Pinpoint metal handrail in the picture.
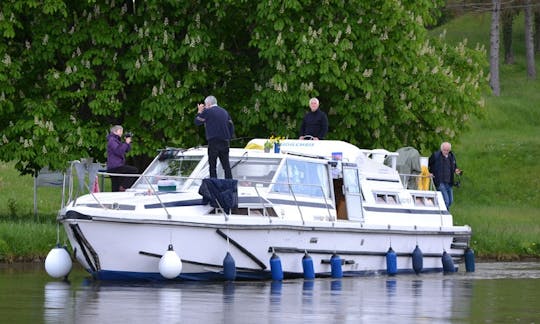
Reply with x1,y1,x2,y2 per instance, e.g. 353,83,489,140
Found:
62,165,336,223
141,174,172,219
398,173,436,191
253,185,272,222
397,172,450,222
287,183,304,225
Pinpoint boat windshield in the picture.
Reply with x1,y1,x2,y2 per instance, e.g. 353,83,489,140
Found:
215,155,281,188
271,158,331,198
132,150,203,189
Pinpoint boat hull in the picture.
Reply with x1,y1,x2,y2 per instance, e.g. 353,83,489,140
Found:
61,213,470,281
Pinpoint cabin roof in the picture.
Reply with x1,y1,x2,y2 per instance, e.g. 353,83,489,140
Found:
245,138,363,163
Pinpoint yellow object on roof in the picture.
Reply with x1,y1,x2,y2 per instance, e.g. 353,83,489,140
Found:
245,142,263,150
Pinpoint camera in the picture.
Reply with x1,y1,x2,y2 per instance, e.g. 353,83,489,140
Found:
124,132,133,138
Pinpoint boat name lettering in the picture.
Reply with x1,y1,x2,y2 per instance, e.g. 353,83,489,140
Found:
280,142,314,147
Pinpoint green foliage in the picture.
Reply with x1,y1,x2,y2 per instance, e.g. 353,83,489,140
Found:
248,0,488,151
0,221,57,262
7,198,18,219
0,0,487,175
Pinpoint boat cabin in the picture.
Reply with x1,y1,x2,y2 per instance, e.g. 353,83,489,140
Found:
126,138,443,225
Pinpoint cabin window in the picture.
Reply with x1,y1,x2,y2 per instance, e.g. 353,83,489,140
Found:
271,158,330,198
230,207,278,217
374,193,399,204
413,195,438,207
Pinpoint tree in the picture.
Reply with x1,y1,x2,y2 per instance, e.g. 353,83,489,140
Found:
535,9,540,52
502,8,516,64
445,0,539,90
524,0,536,79
0,0,487,176
489,0,501,96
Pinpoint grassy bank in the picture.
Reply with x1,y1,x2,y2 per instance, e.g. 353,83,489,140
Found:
1,12,540,262
0,221,59,262
0,162,62,262
434,12,540,259
0,162,63,223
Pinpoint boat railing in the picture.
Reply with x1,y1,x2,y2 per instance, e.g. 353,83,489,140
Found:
61,162,335,222
233,179,333,223
398,173,436,191
359,149,399,169
61,160,147,208
397,172,449,217
62,160,105,208
278,182,334,223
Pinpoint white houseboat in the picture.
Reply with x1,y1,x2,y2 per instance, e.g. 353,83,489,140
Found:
55,138,473,281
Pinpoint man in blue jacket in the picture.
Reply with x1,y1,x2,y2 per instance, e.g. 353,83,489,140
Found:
428,142,462,210
107,125,138,191
299,97,328,140
195,95,234,179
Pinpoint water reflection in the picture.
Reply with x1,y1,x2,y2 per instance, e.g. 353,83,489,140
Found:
42,277,468,323
330,279,342,294
43,281,72,323
31,262,540,323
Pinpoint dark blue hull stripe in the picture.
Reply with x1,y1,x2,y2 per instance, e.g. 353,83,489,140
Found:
145,199,205,209
91,267,450,282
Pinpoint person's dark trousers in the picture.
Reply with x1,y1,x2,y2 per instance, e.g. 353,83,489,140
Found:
208,139,232,179
107,165,139,191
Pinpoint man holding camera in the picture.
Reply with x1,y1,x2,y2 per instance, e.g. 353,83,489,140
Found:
428,141,462,210
106,125,138,191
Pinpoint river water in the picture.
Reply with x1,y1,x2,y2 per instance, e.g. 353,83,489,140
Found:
1,262,540,323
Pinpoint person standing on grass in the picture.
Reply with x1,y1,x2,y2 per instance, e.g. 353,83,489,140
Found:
106,125,138,191
194,95,234,179
428,141,462,210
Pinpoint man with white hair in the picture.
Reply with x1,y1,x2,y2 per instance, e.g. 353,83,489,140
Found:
428,142,462,210
195,95,234,179
299,97,328,140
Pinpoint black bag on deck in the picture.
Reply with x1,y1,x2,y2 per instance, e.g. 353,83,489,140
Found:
198,178,238,213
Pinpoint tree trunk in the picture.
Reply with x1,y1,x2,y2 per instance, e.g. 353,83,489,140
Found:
524,0,536,79
502,9,515,64
490,0,501,96
534,7,540,52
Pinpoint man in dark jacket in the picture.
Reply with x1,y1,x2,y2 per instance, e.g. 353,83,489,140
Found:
299,97,328,140
195,95,234,179
428,142,462,210
106,125,138,191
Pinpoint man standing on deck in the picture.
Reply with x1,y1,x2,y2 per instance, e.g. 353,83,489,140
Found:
428,142,462,210
194,95,234,179
299,97,328,140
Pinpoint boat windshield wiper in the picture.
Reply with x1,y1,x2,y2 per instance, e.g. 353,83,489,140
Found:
230,151,248,170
